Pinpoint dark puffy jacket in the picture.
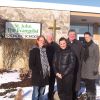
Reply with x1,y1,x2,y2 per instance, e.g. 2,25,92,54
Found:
53,47,76,77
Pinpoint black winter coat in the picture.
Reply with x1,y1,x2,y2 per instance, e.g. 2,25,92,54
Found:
29,47,49,86
67,39,84,91
46,42,59,73
53,47,76,77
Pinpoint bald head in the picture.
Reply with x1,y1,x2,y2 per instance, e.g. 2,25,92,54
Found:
46,33,54,43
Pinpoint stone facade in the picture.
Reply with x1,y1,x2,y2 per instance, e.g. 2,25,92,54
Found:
0,6,70,69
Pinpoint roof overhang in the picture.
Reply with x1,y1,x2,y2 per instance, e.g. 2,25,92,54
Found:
0,0,100,14
0,0,100,24
71,12,100,24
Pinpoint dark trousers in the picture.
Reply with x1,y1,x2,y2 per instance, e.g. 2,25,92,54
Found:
48,71,55,100
57,75,73,100
82,79,96,100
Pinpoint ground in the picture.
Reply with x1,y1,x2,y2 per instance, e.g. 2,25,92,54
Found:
0,70,100,100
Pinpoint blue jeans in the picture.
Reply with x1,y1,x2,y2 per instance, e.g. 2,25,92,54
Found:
32,86,45,100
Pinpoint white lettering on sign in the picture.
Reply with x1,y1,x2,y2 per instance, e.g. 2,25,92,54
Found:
5,22,41,39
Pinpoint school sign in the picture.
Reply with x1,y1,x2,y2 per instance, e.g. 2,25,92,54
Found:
5,22,41,39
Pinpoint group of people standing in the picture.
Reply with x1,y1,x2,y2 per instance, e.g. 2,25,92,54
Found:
29,29,99,100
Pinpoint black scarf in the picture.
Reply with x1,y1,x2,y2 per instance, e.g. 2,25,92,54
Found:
84,40,93,62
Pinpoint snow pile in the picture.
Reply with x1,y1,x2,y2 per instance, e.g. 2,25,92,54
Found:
0,71,21,85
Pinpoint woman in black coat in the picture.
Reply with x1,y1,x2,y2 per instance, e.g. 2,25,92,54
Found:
29,35,50,100
53,37,76,100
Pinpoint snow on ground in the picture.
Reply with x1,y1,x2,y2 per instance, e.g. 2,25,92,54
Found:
0,70,49,100
0,71,100,100
96,85,100,100
0,71,21,85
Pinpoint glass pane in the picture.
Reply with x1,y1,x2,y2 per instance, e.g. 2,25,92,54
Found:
71,24,93,35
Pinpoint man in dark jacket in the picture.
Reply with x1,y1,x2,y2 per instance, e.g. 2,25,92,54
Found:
81,32,99,100
67,29,84,100
46,33,59,100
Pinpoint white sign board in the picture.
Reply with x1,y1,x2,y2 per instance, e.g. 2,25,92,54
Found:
5,22,41,39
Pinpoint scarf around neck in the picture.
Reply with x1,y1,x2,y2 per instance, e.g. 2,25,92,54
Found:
84,40,93,62
40,47,50,78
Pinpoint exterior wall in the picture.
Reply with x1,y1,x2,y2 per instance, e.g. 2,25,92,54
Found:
0,46,3,69
0,6,70,69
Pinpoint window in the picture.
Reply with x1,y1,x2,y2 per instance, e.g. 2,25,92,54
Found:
71,24,93,35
